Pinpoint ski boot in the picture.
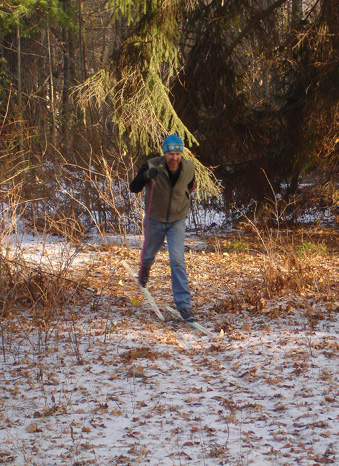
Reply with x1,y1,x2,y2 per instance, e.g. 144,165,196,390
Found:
178,308,195,323
138,266,150,288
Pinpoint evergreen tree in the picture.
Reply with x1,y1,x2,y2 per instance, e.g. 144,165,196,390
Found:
75,0,220,199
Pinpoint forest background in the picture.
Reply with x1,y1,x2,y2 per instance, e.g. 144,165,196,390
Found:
1,0,338,238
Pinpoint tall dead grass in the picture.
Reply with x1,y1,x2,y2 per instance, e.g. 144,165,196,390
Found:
0,178,89,363
236,173,336,299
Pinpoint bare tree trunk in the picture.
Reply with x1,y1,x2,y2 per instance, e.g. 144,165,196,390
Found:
16,22,24,154
292,0,302,27
47,28,57,147
61,0,77,139
62,0,70,132
78,0,84,83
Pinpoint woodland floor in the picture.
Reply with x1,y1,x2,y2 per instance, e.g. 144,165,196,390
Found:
1,226,339,465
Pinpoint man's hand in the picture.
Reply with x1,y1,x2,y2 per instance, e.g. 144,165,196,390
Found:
143,166,160,181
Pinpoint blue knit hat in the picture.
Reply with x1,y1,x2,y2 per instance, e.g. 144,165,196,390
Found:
162,134,183,153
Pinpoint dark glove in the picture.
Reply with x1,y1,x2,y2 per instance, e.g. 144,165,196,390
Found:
143,166,160,181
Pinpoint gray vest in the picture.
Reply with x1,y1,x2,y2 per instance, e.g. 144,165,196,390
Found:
145,156,195,223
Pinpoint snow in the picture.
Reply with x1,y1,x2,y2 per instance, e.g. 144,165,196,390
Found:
1,232,339,466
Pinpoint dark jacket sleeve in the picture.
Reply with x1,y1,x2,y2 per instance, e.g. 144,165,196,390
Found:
129,162,149,193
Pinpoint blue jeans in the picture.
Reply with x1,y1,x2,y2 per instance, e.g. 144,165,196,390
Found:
142,217,191,311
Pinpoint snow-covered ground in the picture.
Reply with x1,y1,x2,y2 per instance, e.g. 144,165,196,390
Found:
1,232,339,465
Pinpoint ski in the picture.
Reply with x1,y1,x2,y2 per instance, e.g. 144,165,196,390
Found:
121,260,221,339
121,260,165,321
165,306,220,339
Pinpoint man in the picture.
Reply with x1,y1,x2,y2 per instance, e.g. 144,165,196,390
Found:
129,134,196,322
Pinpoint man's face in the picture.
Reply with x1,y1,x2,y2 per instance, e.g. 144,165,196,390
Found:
164,151,182,171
